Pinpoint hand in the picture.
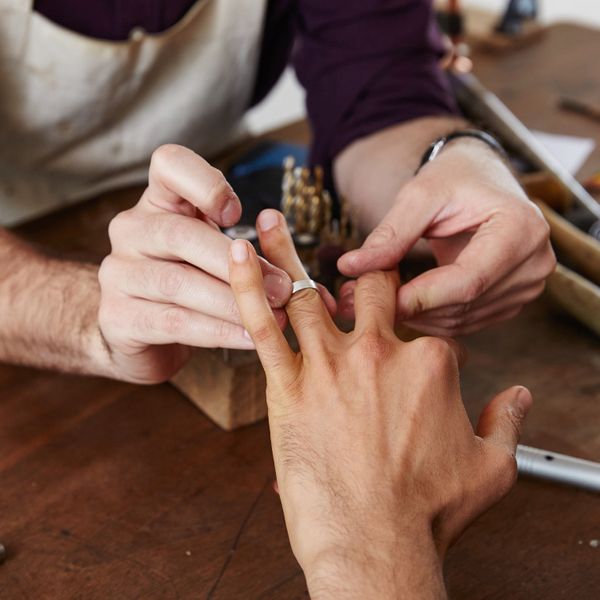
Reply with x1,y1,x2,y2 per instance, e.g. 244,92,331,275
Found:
229,210,533,599
337,139,556,336
98,145,292,384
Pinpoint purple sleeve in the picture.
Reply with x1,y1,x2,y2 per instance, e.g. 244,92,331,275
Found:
292,0,459,169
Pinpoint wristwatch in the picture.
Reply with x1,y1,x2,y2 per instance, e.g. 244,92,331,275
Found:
417,129,507,174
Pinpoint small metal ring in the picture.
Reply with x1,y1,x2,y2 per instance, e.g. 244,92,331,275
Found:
291,279,319,295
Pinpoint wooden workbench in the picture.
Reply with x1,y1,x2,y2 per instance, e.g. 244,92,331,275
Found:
1,23,599,599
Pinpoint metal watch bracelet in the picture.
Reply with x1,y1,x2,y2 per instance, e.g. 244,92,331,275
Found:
416,129,507,174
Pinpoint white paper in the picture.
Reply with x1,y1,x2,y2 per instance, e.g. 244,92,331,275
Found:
531,130,596,175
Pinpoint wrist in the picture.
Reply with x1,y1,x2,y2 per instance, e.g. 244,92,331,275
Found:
300,522,446,599
418,129,507,175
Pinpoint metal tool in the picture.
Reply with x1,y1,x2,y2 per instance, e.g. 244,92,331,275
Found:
559,95,600,123
517,445,600,493
450,70,600,222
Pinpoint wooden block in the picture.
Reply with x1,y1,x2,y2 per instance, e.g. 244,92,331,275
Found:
171,348,266,431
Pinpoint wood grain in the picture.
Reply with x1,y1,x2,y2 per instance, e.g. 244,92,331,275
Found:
1,24,599,600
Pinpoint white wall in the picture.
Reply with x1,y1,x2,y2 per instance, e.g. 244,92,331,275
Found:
246,1,600,135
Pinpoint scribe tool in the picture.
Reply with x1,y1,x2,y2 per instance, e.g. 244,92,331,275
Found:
517,445,600,493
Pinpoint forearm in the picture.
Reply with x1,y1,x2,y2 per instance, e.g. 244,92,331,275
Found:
333,115,467,232
0,229,111,376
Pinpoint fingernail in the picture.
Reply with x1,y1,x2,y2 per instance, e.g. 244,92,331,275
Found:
257,210,279,232
231,239,248,263
515,386,533,413
243,329,252,340
221,196,240,226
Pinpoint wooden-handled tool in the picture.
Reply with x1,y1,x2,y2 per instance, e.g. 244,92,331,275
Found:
450,70,600,222
545,263,600,338
534,199,600,286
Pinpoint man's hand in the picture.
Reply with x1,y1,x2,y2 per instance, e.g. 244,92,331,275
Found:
229,210,532,599
98,145,293,384
335,124,556,336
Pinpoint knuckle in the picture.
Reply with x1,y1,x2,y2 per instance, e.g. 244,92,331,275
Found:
369,221,397,245
541,249,557,277
156,306,186,336
212,319,237,342
463,274,488,303
157,263,185,299
205,168,233,211
411,336,454,367
353,330,394,363
251,323,275,345
97,256,115,289
223,296,242,323
232,277,257,297
162,216,191,251
107,210,133,245
98,297,130,342
150,143,184,172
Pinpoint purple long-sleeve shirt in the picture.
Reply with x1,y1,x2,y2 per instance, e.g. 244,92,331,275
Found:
34,0,457,169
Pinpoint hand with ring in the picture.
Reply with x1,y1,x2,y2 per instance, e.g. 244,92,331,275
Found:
228,208,532,598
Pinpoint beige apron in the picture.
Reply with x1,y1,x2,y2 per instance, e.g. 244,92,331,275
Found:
0,0,267,226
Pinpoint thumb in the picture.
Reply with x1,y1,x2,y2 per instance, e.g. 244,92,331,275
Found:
476,386,533,455
337,192,436,277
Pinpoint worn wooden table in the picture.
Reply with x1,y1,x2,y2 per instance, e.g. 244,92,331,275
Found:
1,23,599,599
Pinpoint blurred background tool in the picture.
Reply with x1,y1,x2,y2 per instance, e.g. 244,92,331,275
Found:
544,264,600,338
495,0,538,36
533,200,600,285
517,445,600,493
559,96,600,124
449,70,600,227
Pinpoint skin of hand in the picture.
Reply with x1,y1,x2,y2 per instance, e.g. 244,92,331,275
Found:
228,208,533,599
0,146,334,381
97,144,299,383
335,121,556,337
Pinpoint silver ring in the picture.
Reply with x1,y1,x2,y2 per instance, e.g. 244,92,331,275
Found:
291,278,318,295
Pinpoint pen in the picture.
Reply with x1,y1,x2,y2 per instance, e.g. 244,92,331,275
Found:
516,445,600,493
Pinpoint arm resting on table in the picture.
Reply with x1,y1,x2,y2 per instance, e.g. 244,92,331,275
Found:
0,227,111,376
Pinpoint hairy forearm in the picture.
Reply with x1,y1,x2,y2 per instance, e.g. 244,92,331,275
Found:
333,116,467,232
0,229,111,376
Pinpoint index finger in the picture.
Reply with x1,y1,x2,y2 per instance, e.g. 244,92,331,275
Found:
144,144,242,227
397,217,528,318
229,239,296,379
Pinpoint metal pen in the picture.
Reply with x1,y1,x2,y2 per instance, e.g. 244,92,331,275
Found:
517,445,600,493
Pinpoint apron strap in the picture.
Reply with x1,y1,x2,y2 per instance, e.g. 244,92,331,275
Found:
0,0,33,60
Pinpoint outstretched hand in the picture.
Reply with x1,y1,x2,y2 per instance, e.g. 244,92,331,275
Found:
229,208,533,599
